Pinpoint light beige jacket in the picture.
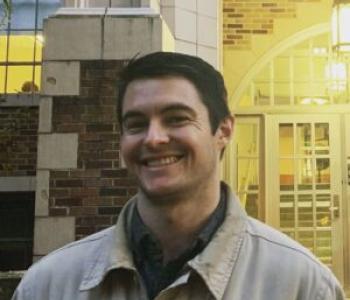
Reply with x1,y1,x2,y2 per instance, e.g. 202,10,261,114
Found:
13,185,345,300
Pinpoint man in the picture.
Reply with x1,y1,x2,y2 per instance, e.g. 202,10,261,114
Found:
13,52,345,299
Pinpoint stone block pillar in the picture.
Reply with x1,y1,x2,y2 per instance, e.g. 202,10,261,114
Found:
34,5,174,260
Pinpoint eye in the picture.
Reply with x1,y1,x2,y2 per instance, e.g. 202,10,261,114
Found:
166,115,190,126
123,119,148,134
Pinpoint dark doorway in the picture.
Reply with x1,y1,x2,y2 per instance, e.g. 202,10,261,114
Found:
0,192,35,271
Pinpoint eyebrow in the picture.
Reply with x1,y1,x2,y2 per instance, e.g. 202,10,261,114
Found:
122,103,196,124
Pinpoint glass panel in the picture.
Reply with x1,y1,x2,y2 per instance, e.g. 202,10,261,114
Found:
297,194,313,227
316,158,330,190
238,88,254,107
294,57,310,81
33,66,41,91
274,57,289,81
296,123,312,155
237,159,259,196
0,66,5,93
280,194,295,228
8,35,35,62
245,193,259,219
298,231,314,252
0,35,8,62
6,66,33,93
34,33,43,61
294,86,313,105
236,123,258,156
313,34,329,50
274,82,290,105
282,230,295,239
254,82,270,105
316,194,331,227
313,57,328,81
255,64,270,81
280,159,294,191
315,123,329,154
279,124,293,156
297,158,313,190
316,230,332,266
333,91,348,104
10,1,36,29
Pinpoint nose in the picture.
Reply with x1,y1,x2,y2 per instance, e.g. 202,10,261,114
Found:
144,120,170,148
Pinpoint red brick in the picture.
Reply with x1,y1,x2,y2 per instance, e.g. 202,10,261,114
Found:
98,206,122,215
70,206,97,216
101,169,128,178
55,197,83,206
86,123,114,132
100,188,127,197
55,179,84,188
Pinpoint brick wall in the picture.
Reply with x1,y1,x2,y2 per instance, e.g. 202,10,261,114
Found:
223,0,322,50
0,107,38,177
50,61,137,240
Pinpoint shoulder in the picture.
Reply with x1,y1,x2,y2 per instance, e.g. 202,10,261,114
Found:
15,226,115,298
241,217,342,296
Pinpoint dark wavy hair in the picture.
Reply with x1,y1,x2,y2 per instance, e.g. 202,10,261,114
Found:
117,52,230,134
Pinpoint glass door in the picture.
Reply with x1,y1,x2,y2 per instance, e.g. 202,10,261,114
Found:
266,114,344,283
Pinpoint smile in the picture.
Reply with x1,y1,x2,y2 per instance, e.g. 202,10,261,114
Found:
143,156,181,167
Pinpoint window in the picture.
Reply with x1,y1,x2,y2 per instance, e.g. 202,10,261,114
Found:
239,33,350,107
0,192,35,271
0,0,62,95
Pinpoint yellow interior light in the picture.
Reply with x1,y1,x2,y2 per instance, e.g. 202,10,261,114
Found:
301,97,328,105
325,62,347,91
36,34,44,44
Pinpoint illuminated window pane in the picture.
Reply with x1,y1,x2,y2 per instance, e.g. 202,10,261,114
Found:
7,66,33,93
274,57,289,81
294,57,310,81
0,67,6,93
296,123,312,155
236,123,258,156
8,35,35,62
279,124,294,156
280,194,295,228
34,66,41,91
254,82,270,105
297,158,313,190
274,82,290,105
0,35,8,62
316,158,330,190
280,159,294,191
297,194,313,227
34,34,43,61
313,57,328,81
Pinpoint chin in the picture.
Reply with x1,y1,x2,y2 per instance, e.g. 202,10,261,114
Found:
140,182,182,201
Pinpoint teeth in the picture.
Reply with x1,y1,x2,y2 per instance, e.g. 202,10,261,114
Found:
146,156,179,167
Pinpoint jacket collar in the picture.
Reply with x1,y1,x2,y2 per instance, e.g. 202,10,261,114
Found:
79,198,137,291
79,182,248,299
187,183,247,299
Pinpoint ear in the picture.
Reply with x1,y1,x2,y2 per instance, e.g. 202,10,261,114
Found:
215,115,234,150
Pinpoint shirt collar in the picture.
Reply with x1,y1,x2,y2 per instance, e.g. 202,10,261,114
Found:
130,188,227,266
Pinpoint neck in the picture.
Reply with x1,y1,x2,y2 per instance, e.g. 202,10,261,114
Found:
136,180,221,263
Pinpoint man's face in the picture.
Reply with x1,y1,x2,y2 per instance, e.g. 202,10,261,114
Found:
120,77,231,200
